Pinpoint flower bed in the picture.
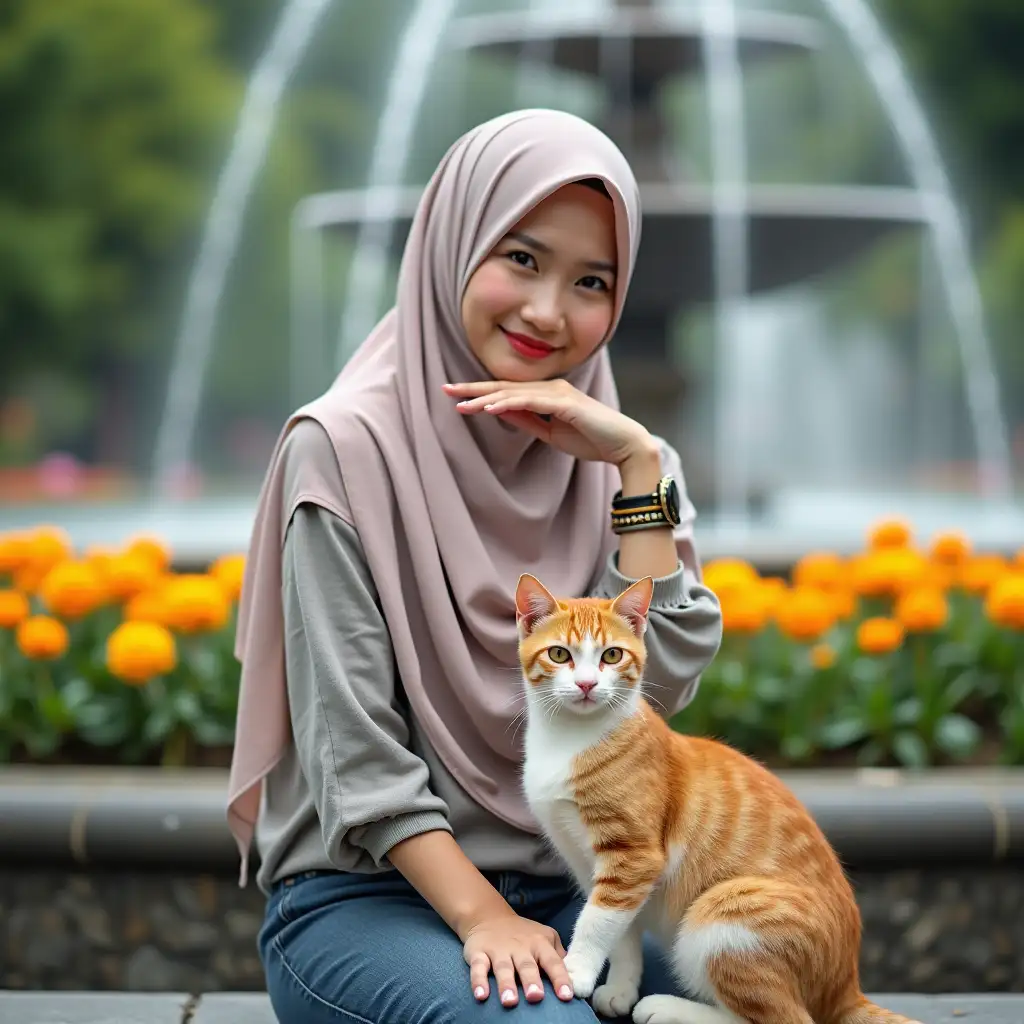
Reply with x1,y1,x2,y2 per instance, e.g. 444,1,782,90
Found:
678,522,1024,768
1,521,1022,769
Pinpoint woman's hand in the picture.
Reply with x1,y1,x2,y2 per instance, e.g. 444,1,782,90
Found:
444,379,656,466
462,911,575,1006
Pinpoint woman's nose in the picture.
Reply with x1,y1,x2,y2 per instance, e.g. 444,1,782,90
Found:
521,286,565,334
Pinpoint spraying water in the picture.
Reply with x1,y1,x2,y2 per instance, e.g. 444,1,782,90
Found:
152,0,335,498
818,0,1013,499
699,0,752,518
333,0,458,370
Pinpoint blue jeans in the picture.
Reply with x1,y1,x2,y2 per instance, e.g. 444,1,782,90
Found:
259,869,684,1023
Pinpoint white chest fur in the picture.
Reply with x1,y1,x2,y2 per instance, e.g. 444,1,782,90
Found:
522,713,616,890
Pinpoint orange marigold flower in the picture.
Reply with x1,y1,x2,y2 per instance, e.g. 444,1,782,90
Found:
126,535,171,573
210,553,246,602
16,615,70,660
105,553,162,602
793,552,847,591
775,587,836,643
123,588,168,625
849,549,927,598
703,558,759,596
39,560,108,620
106,620,178,684
27,526,74,573
0,532,33,575
894,587,949,633
985,575,1024,631
810,643,837,671
856,617,904,656
868,518,913,550
929,531,972,566
0,588,31,629
13,562,48,595
1015,547,1024,570
162,574,230,633
959,554,1009,596
719,587,769,634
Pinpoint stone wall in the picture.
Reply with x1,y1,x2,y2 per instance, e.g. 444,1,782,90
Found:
2,866,1022,993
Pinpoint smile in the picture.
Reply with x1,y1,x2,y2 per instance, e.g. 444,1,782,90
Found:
500,326,557,360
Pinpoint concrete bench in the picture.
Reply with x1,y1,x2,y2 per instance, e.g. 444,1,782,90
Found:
1,993,1023,1024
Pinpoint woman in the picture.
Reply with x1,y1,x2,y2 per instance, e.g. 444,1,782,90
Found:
229,109,722,1023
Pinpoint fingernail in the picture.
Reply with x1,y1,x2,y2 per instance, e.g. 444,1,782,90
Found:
559,985,573,999
474,986,485,1000
501,990,516,1005
527,984,542,998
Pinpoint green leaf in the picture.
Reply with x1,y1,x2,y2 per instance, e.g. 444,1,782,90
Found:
934,714,982,759
892,730,930,769
894,698,922,726
754,676,786,703
819,715,869,749
781,733,813,761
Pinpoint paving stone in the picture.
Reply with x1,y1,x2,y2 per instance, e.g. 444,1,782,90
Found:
0,992,190,1024
192,993,276,1024
869,994,1023,1023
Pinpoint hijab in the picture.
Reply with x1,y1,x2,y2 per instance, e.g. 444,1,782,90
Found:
228,109,642,883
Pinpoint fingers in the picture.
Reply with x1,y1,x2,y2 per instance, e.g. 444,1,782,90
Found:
492,410,552,440
467,951,490,1002
536,941,574,1001
490,955,520,1008
513,952,545,1004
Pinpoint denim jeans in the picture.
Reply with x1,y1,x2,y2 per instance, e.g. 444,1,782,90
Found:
258,868,684,1023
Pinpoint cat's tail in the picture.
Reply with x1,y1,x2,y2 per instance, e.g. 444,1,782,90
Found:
835,996,924,1024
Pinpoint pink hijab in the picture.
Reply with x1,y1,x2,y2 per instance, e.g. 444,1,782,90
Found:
228,109,642,884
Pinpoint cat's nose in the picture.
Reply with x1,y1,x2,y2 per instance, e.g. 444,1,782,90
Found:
576,680,597,696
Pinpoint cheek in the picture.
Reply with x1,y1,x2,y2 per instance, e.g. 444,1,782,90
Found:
462,262,522,330
568,301,614,356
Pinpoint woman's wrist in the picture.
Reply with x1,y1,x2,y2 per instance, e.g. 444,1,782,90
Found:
616,436,662,495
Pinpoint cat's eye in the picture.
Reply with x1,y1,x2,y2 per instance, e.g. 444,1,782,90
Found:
602,647,624,665
547,645,571,664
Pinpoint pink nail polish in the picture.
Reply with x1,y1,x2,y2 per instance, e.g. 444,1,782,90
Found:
501,990,516,1005
474,986,485,999
559,985,573,999
527,984,542,998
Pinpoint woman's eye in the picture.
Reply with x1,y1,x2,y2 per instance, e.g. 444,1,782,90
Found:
578,275,609,292
507,250,536,269
547,645,571,664
602,647,623,664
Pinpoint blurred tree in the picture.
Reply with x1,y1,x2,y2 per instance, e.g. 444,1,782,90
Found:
0,0,238,464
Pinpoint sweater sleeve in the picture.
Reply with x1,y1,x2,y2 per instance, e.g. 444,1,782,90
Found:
282,502,452,867
590,436,723,717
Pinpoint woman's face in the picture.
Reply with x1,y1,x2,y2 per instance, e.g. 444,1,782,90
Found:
460,182,618,382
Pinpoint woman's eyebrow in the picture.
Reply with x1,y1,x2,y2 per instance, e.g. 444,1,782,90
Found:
506,230,617,275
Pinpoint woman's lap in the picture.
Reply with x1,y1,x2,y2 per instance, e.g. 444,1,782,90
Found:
259,869,681,1024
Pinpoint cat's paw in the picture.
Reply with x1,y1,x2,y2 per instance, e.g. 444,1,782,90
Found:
563,950,600,999
592,979,641,1017
633,994,739,1024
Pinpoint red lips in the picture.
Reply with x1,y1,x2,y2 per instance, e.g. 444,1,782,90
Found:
501,327,556,360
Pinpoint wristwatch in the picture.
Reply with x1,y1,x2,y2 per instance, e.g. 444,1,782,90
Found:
610,475,682,533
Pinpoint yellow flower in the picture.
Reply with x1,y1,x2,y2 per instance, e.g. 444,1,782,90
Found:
124,588,168,625
16,615,70,660
959,554,1009,596
849,549,928,598
793,552,847,591
106,621,178,684
210,553,246,602
126,535,171,574
703,558,759,596
829,589,858,621
27,525,74,573
929,531,971,566
810,643,837,671
0,589,31,629
856,617,904,656
894,587,949,633
0,532,32,575
868,517,913,550
719,586,769,634
985,575,1024,631
13,562,48,595
162,574,230,633
39,560,108,620
105,552,162,601
775,586,836,643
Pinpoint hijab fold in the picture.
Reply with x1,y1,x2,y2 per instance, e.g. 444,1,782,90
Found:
228,110,642,884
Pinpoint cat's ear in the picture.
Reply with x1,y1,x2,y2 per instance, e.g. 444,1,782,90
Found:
611,576,654,636
515,574,559,636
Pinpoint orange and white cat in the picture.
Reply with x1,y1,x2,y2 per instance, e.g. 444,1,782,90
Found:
515,573,922,1024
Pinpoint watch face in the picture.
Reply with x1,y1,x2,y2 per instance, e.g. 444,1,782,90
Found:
661,477,682,525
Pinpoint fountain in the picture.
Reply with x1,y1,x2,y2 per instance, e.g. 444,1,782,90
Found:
4,0,1020,565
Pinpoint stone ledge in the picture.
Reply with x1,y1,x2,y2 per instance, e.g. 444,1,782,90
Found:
2,766,1024,869
2,992,1024,1024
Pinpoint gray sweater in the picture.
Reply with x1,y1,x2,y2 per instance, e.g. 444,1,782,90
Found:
254,420,723,894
